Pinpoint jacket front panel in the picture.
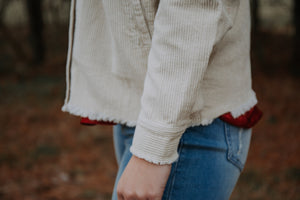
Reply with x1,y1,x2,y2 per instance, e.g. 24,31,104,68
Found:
62,0,258,164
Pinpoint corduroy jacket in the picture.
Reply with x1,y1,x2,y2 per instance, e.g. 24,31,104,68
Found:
62,0,258,164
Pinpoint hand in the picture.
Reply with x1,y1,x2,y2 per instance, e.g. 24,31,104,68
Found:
117,155,171,200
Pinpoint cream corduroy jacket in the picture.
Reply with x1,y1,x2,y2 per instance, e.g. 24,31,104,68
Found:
62,0,258,164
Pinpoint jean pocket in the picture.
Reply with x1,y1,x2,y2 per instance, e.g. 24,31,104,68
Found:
224,122,252,171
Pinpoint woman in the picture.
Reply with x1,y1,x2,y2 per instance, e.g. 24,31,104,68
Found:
62,0,262,199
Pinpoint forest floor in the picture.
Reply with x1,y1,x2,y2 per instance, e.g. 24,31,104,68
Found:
0,26,299,200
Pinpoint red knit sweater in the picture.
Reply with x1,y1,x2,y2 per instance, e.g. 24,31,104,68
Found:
80,106,262,129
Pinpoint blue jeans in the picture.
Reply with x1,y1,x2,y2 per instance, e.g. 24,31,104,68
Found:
112,118,252,200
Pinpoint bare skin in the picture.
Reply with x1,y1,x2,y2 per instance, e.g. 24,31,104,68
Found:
117,155,171,200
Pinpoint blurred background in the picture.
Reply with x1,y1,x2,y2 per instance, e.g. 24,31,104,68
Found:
0,0,299,199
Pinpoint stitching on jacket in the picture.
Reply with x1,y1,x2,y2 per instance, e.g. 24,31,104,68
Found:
64,0,76,104
121,0,152,49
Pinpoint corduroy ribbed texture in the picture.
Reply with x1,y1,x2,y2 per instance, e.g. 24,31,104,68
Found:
62,0,257,164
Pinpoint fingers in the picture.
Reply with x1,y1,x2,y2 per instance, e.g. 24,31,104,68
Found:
117,189,160,200
116,156,170,200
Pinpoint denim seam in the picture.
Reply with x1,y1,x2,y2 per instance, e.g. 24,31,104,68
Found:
165,137,185,200
224,122,244,172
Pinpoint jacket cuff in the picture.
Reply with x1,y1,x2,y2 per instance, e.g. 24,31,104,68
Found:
130,122,185,165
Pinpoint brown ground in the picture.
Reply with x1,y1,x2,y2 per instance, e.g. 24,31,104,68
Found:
0,26,299,200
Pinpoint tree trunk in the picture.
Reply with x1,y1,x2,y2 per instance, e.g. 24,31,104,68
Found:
292,0,300,75
26,0,45,64
251,0,259,33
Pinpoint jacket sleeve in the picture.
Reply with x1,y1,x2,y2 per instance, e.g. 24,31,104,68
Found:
130,0,240,164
